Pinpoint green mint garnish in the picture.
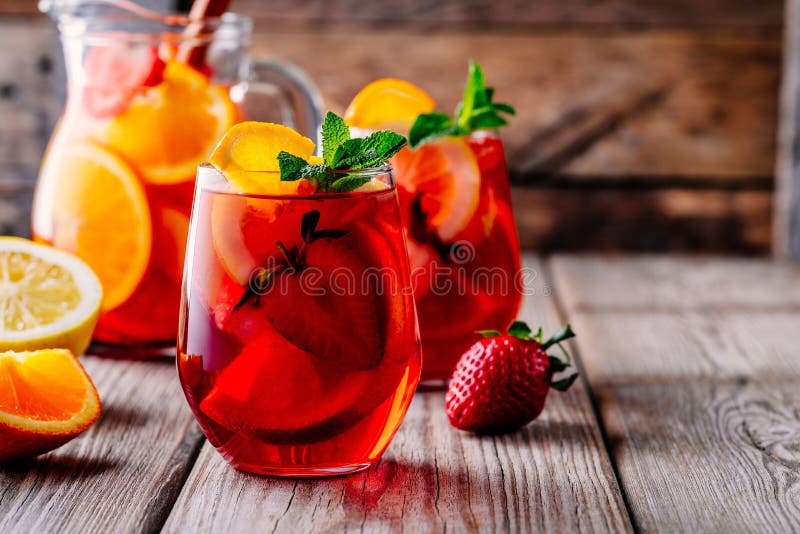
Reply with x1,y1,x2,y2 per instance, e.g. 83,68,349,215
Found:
278,111,407,192
408,61,515,148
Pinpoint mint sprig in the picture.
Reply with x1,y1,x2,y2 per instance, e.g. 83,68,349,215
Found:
408,61,515,148
278,111,407,192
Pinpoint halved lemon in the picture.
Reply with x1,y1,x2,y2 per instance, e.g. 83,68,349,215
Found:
49,142,151,311
103,60,237,185
0,348,101,462
0,238,102,356
344,78,435,132
391,137,481,242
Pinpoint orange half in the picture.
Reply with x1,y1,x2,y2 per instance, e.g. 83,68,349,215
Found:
50,141,152,311
345,78,435,132
0,349,101,462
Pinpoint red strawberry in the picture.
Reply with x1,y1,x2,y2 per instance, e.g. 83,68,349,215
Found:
82,45,166,117
446,321,578,434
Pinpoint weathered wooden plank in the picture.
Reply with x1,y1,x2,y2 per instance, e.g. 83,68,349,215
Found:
549,256,800,531
549,255,800,310
162,256,632,533
512,188,772,254
775,0,800,259
0,356,205,533
227,0,783,30
5,0,785,29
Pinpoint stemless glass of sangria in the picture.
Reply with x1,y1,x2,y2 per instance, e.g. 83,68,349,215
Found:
33,0,321,352
178,119,421,476
345,65,522,381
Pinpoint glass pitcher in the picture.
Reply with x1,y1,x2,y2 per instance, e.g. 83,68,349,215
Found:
33,0,322,353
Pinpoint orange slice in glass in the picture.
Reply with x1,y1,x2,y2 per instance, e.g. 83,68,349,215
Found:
0,349,101,462
50,142,152,311
391,137,481,242
344,78,435,132
102,60,237,185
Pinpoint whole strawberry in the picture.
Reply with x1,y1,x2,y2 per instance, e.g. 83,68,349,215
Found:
445,321,578,434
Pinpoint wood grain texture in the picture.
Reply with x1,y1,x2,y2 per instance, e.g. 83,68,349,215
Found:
0,356,204,534
6,0,785,29
549,255,800,531
255,29,780,181
226,0,782,30
549,255,800,311
775,0,800,259
162,256,632,533
512,188,772,254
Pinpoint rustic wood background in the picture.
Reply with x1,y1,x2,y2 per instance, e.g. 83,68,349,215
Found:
0,0,785,253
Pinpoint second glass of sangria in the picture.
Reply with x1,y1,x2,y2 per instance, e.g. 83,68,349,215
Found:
345,64,523,381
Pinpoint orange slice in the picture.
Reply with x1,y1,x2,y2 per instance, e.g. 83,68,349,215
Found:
208,121,318,195
102,60,237,185
0,349,101,462
391,137,481,242
345,78,435,132
50,142,152,311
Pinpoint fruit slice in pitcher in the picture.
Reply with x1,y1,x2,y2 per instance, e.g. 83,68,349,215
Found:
82,45,166,118
49,142,152,311
103,61,236,185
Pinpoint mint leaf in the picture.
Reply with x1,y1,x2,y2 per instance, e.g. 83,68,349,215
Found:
280,112,406,191
278,151,309,181
356,131,407,167
409,112,459,148
408,61,515,147
321,111,350,166
331,138,364,169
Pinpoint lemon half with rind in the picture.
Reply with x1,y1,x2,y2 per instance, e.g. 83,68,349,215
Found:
0,238,102,355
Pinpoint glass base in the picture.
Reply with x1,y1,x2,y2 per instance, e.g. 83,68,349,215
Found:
230,460,373,477
88,340,175,359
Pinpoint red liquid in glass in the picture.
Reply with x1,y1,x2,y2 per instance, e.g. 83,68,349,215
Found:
178,176,421,475
393,133,522,380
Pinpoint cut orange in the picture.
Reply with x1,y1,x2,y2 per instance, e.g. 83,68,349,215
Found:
345,78,436,132
0,349,101,462
208,121,318,195
49,141,152,311
391,137,481,242
102,60,237,185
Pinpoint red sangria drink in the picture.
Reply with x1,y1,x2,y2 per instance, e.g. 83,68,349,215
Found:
393,132,521,380
345,64,522,381
178,119,421,476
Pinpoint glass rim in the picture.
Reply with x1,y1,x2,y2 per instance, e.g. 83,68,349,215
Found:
196,163,396,199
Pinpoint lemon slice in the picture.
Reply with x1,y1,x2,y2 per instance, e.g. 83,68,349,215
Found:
0,238,102,356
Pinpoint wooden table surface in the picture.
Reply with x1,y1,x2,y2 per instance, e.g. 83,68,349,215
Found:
2,254,799,533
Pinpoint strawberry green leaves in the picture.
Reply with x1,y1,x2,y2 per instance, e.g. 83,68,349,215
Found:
279,111,407,192
478,320,579,392
409,61,515,148
408,61,515,148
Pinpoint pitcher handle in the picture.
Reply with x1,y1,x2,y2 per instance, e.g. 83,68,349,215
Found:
244,58,324,143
